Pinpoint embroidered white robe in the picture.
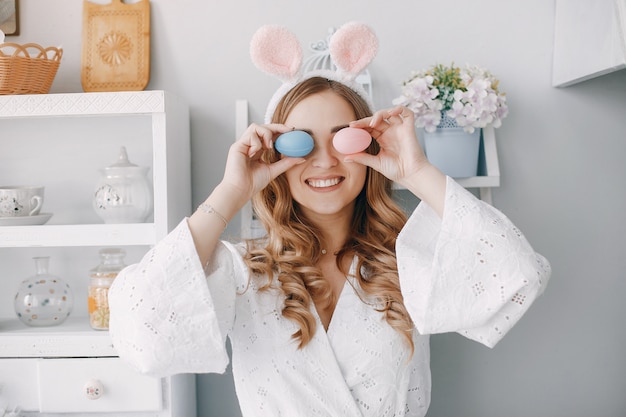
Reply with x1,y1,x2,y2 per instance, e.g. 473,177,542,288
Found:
109,177,551,417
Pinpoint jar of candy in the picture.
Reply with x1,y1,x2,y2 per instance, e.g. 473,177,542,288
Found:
88,248,126,330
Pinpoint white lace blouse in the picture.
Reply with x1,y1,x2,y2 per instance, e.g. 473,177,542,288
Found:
108,177,551,417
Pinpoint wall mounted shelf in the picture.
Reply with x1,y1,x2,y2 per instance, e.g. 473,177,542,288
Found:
393,125,500,204
553,0,626,87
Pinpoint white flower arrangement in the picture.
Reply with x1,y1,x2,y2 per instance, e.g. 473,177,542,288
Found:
393,63,508,133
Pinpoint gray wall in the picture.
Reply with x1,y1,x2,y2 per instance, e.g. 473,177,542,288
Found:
17,0,626,415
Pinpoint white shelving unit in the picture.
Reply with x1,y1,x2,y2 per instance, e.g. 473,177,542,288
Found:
0,91,196,415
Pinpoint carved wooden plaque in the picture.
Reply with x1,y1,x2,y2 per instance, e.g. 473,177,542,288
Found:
81,0,150,92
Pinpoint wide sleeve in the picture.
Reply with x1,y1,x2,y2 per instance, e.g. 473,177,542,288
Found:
108,218,243,377
396,177,551,348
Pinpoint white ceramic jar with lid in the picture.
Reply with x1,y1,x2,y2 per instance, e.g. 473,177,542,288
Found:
93,146,152,223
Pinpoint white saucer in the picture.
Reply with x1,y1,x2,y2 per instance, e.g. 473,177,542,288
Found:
0,213,53,226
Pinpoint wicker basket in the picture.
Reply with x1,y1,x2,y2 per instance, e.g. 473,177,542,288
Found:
0,43,63,95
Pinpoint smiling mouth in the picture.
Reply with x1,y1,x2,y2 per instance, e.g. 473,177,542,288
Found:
306,177,344,188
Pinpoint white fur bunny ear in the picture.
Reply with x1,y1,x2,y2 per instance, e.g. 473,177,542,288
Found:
250,25,303,82
329,22,378,80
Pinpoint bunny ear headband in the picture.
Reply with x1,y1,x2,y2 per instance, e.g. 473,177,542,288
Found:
250,22,379,123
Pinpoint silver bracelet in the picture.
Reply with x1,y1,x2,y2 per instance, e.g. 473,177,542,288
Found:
197,202,228,229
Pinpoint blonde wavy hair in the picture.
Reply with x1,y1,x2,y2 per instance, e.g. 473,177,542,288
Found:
243,77,415,353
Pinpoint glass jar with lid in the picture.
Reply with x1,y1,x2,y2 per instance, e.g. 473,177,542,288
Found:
88,248,126,330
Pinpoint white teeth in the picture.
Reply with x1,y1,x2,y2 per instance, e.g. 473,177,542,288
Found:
307,178,341,188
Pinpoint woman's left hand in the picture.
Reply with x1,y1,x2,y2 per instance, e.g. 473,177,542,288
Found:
348,106,447,216
348,106,430,186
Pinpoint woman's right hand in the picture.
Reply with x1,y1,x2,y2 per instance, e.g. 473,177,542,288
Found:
219,123,304,213
188,123,304,267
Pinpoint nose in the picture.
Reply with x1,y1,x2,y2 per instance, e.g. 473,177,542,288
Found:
310,142,339,169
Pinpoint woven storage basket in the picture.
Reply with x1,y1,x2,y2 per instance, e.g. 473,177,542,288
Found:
0,43,63,95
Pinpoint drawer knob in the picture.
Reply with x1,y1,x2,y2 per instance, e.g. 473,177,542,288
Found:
83,378,104,400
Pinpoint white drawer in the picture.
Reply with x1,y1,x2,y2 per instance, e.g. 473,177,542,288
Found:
0,359,40,410
37,357,162,413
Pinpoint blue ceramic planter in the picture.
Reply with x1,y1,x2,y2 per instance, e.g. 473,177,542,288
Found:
423,127,481,178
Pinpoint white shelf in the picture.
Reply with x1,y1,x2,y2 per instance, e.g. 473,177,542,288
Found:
394,125,501,204
553,0,626,87
453,125,499,203
0,316,116,358
0,91,191,242
0,90,171,118
0,223,157,247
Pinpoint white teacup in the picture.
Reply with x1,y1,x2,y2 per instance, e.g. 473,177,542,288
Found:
0,186,45,217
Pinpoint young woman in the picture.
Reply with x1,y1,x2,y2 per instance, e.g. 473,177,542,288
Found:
109,24,550,417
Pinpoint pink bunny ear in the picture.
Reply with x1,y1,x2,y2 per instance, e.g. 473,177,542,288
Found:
329,22,378,79
250,25,303,82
